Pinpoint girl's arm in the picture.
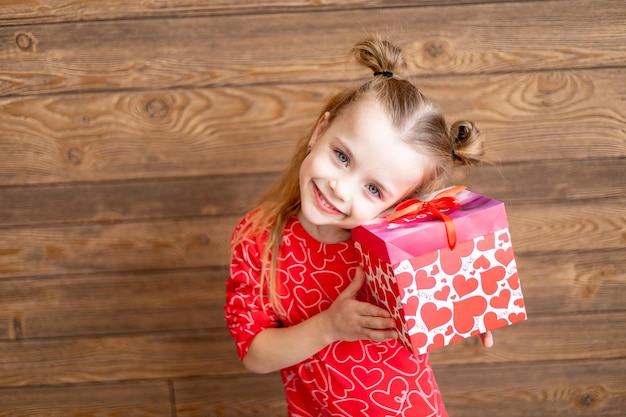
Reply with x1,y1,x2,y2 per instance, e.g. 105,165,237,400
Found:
242,267,397,374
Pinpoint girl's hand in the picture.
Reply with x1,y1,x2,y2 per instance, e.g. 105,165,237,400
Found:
321,267,397,344
479,331,494,348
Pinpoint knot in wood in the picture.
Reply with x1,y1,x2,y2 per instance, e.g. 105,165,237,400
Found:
424,41,445,59
145,98,169,120
574,386,606,409
579,394,593,407
12,317,23,339
191,234,210,247
67,148,84,165
15,33,34,51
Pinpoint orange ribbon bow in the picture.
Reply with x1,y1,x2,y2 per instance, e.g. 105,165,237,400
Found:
385,185,466,250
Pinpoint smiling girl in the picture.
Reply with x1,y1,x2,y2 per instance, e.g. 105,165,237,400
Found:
225,35,489,417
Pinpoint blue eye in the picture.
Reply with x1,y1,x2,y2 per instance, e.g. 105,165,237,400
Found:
367,184,381,197
335,150,349,166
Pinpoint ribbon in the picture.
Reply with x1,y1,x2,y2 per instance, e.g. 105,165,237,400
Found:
385,185,466,249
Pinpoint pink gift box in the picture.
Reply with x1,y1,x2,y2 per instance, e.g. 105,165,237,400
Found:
352,188,527,355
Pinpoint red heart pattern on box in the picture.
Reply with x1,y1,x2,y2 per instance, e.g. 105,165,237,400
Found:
357,228,526,355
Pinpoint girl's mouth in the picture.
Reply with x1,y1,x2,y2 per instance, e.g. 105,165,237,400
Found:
313,183,343,215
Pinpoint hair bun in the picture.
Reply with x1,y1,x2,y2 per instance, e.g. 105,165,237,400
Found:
450,121,484,166
455,124,469,143
350,35,407,75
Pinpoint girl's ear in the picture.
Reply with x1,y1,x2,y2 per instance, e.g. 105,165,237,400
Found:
309,112,330,147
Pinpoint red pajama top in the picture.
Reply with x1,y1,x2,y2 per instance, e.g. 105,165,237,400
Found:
225,215,448,417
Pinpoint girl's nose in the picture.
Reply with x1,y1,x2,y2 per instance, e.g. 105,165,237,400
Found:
329,179,351,202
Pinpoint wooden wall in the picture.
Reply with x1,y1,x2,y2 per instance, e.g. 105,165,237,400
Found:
0,1,624,415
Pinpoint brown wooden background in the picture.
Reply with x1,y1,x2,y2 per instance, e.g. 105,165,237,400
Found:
0,0,624,415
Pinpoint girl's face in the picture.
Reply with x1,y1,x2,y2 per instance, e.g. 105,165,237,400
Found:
298,97,433,243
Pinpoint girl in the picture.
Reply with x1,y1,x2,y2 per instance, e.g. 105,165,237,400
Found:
225,35,491,417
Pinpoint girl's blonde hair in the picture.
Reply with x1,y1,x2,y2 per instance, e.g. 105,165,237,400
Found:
233,35,484,314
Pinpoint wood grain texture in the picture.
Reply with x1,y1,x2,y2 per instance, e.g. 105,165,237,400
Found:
0,0,523,25
506,199,626,253
5,357,620,417
0,0,624,415
0,311,623,388
1,1,624,97
0,248,621,341
456,158,626,203
435,358,626,417
517,249,626,315
175,374,287,417
0,174,273,226
0,199,623,279
0,268,227,340
1,157,624,227
0,329,243,388
0,380,172,416
172,358,626,417
0,68,623,186
428,311,626,366
0,217,237,278
0,85,315,185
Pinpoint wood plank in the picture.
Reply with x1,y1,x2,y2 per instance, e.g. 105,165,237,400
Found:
1,157,623,227
0,2,620,415
0,85,315,185
0,328,244,388
1,246,622,341
435,358,626,417
0,199,623,279
0,248,622,340
421,69,626,164
0,68,623,186
0,216,238,278
0,174,272,227
1,157,624,226
0,380,172,416
517,249,626,315
1,1,625,96
506,199,626,253
0,268,228,340
454,158,626,204
0,312,623,388
428,311,626,366
176,358,626,417
175,374,287,417
0,0,525,25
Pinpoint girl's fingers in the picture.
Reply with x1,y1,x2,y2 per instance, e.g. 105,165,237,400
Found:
341,267,365,299
480,331,494,348
359,303,391,318
361,315,396,330
366,328,398,342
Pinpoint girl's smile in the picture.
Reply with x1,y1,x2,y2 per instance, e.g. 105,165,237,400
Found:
313,182,345,215
298,96,433,243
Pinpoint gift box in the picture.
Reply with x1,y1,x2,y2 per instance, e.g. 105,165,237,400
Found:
352,187,527,355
